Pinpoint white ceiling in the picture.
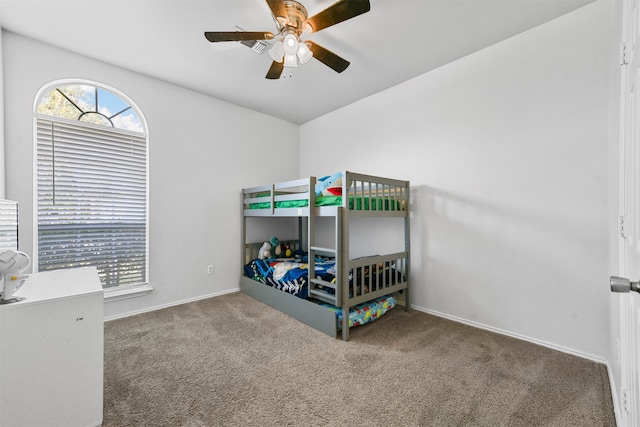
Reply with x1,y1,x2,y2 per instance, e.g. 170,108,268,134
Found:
1,0,595,124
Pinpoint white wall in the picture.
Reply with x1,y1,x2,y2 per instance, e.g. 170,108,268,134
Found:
301,1,613,360
0,6,5,198
2,31,299,319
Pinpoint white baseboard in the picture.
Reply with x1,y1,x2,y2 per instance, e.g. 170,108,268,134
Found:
103,287,240,322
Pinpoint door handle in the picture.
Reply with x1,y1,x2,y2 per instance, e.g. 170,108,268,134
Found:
610,276,640,293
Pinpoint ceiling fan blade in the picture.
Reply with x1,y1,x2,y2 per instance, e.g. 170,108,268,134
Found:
204,31,274,42
266,61,284,79
265,0,287,21
306,41,350,73
303,0,370,33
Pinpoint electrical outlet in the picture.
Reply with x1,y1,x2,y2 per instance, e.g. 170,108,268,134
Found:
207,265,214,275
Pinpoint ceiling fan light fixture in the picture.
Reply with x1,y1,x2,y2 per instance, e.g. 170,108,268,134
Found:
283,33,299,55
284,53,298,67
297,42,313,64
269,40,285,62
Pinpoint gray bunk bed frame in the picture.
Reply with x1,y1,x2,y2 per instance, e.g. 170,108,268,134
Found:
240,171,411,341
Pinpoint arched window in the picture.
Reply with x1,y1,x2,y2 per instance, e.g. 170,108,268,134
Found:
34,81,148,290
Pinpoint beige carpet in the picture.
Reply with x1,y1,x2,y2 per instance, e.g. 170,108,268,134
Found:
103,291,616,426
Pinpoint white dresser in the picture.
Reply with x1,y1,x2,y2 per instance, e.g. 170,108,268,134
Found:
0,267,104,427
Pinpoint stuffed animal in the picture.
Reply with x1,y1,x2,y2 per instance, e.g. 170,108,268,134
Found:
269,236,281,257
315,172,345,196
258,242,271,260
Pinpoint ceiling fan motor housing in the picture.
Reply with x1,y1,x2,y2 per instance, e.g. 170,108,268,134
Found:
279,0,309,33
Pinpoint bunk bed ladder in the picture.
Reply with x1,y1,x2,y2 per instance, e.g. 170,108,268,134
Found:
308,207,341,308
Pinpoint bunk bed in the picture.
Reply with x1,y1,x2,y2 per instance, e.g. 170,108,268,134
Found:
240,171,410,341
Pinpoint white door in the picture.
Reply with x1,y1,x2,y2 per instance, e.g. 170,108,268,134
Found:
617,1,640,425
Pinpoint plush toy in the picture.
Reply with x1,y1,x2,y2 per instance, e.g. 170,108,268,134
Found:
269,236,281,257
284,244,292,258
315,172,344,196
258,242,271,260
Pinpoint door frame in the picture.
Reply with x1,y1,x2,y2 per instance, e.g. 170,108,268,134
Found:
617,1,640,426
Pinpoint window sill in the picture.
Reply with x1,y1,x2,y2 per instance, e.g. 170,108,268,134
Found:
104,284,153,303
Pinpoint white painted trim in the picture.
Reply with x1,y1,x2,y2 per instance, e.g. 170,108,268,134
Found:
103,287,239,321
104,284,153,303
607,360,623,427
412,304,608,364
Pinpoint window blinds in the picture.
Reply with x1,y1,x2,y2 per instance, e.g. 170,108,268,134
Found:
0,199,18,251
36,117,148,288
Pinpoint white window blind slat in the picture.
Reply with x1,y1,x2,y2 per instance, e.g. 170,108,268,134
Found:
37,116,148,288
0,200,19,251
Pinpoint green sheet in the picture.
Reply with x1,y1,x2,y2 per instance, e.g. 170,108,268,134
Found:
248,195,340,209
248,195,401,211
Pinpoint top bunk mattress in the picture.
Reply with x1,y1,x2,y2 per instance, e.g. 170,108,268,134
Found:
248,195,402,211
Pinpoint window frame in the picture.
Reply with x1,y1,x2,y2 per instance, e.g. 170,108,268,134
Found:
33,79,151,301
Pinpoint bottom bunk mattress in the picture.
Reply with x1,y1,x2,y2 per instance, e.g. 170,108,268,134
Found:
243,257,323,299
314,294,396,330
243,256,404,300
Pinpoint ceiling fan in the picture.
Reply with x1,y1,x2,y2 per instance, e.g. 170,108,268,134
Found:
204,0,371,79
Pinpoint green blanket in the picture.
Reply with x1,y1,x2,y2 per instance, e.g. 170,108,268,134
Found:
249,195,400,211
